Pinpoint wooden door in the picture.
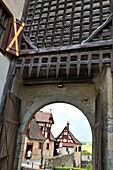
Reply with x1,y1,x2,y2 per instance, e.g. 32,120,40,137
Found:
95,90,102,170
0,91,21,170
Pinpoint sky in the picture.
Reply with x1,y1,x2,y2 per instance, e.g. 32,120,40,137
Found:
41,103,92,142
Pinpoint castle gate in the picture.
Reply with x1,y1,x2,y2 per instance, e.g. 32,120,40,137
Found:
0,0,113,170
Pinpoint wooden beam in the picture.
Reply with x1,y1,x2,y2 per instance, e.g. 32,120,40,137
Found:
23,34,38,50
23,77,94,86
82,14,113,44
20,39,112,55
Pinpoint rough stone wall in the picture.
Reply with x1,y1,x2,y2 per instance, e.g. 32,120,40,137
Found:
43,139,54,158
12,72,96,127
12,66,113,170
100,66,113,170
11,70,96,170
74,149,81,167
45,153,74,168
23,138,54,160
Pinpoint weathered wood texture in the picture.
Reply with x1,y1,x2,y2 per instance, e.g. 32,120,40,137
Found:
6,18,24,56
22,0,111,50
14,0,113,82
0,92,21,170
14,48,112,82
0,58,16,131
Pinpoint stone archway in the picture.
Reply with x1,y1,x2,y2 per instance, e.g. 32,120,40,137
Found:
15,94,95,170
20,94,95,133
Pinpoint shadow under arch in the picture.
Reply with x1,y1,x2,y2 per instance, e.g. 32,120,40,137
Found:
19,94,95,134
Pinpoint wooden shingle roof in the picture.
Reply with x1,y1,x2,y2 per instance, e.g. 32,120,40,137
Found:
34,111,54,124
29,119,45,140
29,118,55,141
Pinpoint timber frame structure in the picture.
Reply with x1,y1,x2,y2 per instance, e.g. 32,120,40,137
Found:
14,0,113,84
1,0,113,170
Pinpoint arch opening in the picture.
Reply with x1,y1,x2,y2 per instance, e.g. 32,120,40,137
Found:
21,102,93,170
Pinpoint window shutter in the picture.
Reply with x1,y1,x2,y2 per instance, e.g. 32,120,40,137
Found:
0,1,12,52
6,17,24,56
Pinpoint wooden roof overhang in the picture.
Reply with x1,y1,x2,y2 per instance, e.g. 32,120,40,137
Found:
13,0,113,85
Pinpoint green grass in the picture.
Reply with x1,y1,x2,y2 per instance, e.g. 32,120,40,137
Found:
82,144,92,154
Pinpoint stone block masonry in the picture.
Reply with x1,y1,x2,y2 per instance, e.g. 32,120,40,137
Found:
45,153,74,168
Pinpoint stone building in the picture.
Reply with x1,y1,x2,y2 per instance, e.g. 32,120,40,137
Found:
0,1,113,170
55,122,82,167
23,111,55,160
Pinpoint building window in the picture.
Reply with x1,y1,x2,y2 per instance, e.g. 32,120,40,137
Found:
78,146,81,152
66,147,69,152
75,147,77,152
0,1,12,51
40,126,43,131
46,143,49,150
48,132,51,139
38,142,42,149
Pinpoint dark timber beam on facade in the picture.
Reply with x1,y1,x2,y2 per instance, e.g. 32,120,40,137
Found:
20,39,112,55
14,48,112,82
15,0,113,83
23,77,94,86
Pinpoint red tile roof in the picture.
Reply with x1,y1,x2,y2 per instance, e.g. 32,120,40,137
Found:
34,111,54,124
28,111,55,141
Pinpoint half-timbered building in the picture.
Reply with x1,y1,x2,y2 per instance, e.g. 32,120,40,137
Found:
23,111,55,160
55,122,82,167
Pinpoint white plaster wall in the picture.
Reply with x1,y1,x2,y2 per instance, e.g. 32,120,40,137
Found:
0,53,10,103
60,147,74,155
2,0,25,19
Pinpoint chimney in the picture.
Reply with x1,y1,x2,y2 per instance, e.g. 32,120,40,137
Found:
67,121,69,129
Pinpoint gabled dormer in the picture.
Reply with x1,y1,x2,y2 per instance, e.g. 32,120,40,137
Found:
56,121,81,146
34,111,54,139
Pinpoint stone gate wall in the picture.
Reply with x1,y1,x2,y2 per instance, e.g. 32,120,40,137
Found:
45,153,74,168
